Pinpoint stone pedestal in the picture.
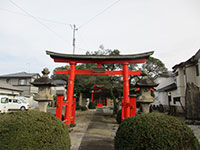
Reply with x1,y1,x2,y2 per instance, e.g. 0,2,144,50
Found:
138,88,155,113
140,102,152,113
38,102,49,112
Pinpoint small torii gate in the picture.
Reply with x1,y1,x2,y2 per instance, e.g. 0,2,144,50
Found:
46,50,153,125
91,84,108,107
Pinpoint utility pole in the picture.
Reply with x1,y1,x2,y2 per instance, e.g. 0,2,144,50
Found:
71,24,78,54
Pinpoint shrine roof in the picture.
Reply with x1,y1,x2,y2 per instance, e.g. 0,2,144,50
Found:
46,50,154,61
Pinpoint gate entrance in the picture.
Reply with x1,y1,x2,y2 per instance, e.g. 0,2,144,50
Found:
91,84,108,107
47,50,153,125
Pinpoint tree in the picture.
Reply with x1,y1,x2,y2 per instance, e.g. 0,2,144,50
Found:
141,57,168,79
51,65,69,81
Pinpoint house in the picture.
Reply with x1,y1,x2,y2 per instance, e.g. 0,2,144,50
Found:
171,49,200,115
49,80,67,107
154,71,176,110
51,79,67,95
0,81,23,98
0,72,40,98
155,49,200,114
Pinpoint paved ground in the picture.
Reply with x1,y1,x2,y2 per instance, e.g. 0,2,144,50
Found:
78,108,118,150
48,107,200,149
188,125,200,142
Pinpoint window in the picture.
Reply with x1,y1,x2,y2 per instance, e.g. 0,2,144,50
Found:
18,79,27,85
183,69,186,75
175,71,179,76
13,99,18,103
173,97,180,104
196,64,199,76
1,98,8,103
6,79,10,83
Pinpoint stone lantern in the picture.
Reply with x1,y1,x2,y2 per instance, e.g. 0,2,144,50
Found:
31,68,54,112
136,73,158,113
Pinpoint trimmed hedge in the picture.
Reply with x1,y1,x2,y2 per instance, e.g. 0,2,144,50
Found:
115,113,200,150
0,110,71,150
116,109,122,124
88,102,96,109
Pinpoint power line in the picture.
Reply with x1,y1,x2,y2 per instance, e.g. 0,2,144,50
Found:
8,0,71,45
78,0,121,29
0,8,70,26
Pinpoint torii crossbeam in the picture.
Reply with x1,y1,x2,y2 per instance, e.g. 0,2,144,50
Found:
47,50,153,125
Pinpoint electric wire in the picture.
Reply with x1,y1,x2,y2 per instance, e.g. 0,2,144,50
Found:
78,0,121,29
8,0,71,46
0,8,70,25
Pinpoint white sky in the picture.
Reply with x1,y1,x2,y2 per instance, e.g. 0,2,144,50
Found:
0,0,200,75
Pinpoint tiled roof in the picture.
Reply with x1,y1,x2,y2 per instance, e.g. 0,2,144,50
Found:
0,72,39,78
53,80,67,86
46,50,154,60
172,49,200,70
158,83,177,92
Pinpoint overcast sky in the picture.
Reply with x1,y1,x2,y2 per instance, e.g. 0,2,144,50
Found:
0,0,200,75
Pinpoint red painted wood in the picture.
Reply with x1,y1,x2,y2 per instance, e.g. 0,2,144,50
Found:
64,62,76,125
106,97,108,106
55,70,142,76
97,64,102,68
130,96,136,117
91,91,94,102
121,98,125,120
71,97,76,124
97,104,103,107
123,62,130,119
56,95,63,120
53,58,146,64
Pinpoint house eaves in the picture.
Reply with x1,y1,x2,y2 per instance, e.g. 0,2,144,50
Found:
158,83,177,92
172,49,200,71
0,72,40,78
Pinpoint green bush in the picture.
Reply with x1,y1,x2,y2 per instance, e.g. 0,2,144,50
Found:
81,105,88,111
116,109,122,124
88,102,96,109
115,113,200,150
0,110,71,150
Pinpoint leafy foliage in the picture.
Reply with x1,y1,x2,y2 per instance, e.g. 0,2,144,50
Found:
141,56,168,79
115,113,200,150
0,110,71,150
51,65,69,81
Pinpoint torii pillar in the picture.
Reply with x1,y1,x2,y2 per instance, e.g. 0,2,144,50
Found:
64,62,76,125
123,62,130,118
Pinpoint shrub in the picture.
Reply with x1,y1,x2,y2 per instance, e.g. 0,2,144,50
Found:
115,113,200,150
116,109,122,124
0,110,71,150
81,105,88,111
88,102,96,109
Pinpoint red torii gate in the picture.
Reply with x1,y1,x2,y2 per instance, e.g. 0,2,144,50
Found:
91,84,108,107
47,50,153,125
